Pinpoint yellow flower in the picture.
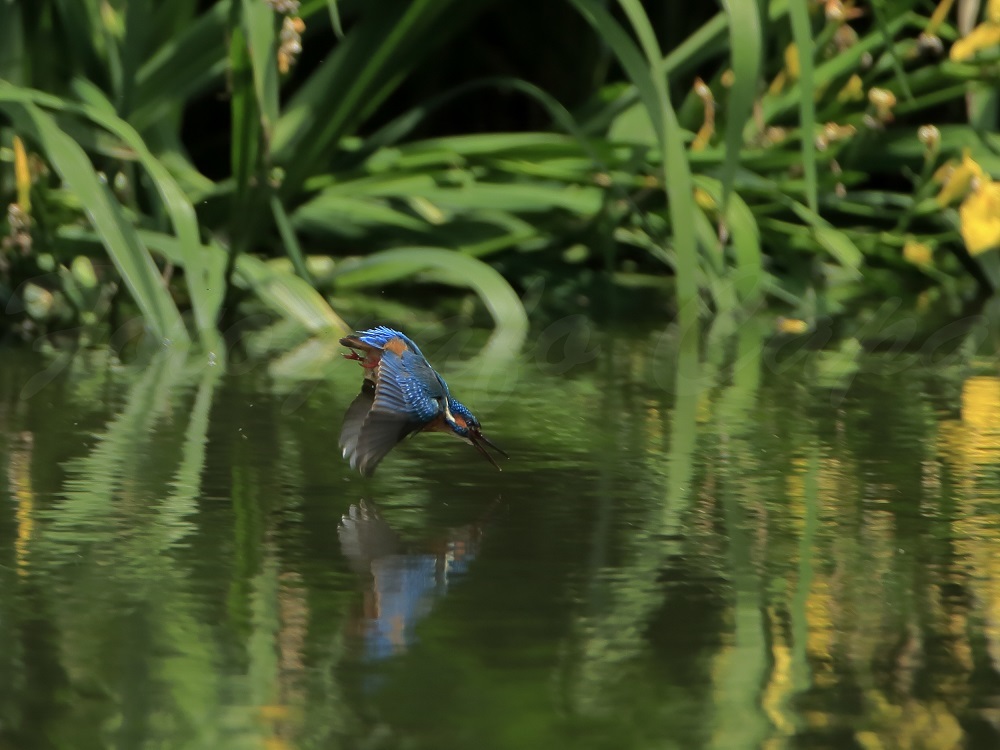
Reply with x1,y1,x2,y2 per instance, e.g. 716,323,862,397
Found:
868,87,897,121
836,74,864,102
13,136,31,214
935,149,986,206
991,0,1000,23
825,0,863,22
776,317,809,335
823,122,856,143
950,22,1000,61
784,43,800,80
693,188,716,211
960,180,1000,256
903,239,933,266
933,161,955,184
766,44,801,95
816,122,856,151
761,127,787,146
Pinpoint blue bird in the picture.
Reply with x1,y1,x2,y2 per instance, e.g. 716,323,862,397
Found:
339,326,508,476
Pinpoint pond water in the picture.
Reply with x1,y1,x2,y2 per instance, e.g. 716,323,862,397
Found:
1,316,999,750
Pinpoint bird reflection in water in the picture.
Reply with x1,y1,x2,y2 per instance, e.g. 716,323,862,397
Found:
338,500,487,660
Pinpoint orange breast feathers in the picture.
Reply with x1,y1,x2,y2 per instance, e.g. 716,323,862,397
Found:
383,337,409,356
421,414,451,433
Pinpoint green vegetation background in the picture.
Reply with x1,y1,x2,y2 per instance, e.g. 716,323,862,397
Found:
1,0,999,354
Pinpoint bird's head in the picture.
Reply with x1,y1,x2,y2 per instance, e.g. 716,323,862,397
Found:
444,397,508,470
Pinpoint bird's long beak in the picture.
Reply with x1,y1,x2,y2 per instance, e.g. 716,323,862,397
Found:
470,431,509,471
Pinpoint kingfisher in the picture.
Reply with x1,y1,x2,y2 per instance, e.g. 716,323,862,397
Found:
338,326,508,477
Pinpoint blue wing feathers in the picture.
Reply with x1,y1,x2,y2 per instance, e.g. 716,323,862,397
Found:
354,327,424,356
373,349,443,423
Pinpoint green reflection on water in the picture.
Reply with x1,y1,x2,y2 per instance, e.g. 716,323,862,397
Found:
1,318,999,750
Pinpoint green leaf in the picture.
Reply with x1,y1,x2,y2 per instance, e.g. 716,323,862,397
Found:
294,194,432,236
234,255,350,335
271,195,314,283
302,177,604,216
571,0,700,341
788,0,818,213
608,102,658,147
273,0,466,196
0,1,25,84
870,0,913,101
0,82,225,349
329,247,528,353
132,1,230,131
814,227,864,278
325,0,344,38
228,18,265,260
718,0,762,210
694,177,764,307
2,100,188,345
241,0,280,138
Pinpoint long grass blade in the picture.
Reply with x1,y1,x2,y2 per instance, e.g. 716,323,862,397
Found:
0,82,225,349
718,0,763,211
870,0,913,101
241,0,280,139
570,0,700,339
325,0,344,38
234,255,350,335
228,17,264,266
813,227,864,279
328,246,528,353
788,1,818,213
694,176,764,307
270,194,314,283
2,101,188,344
132,1,230,131
0,1,25,84
273,0,463,196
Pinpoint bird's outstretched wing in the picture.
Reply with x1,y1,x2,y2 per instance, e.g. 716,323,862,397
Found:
339,379,375,463
338,500,400,574
372,347,448,419
339,347,447,476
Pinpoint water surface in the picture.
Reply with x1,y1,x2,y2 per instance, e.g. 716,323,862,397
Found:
1,320,999,749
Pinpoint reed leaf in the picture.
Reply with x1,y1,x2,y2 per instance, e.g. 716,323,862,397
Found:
273,0,465,196
570,0,701,340
240,0,280,139
694,176,764,307
234,255,350,335
328,246,528,350
0,82,225,348
132,1,230,131
788,0,818,213
718,0,763,210
1,100,188,344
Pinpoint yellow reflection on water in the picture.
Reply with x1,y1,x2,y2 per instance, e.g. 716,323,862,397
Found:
941,376,1000,680
760,610,795,737
8,432,35,576
854,696,964,750
940,376,1000,471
